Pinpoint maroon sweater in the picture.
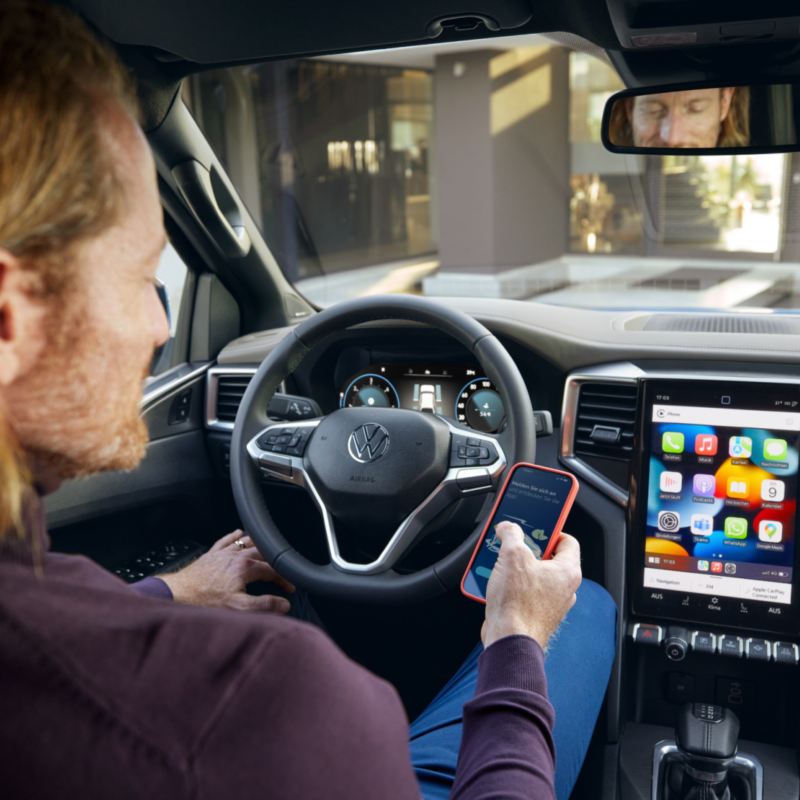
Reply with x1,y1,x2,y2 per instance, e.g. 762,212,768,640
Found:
0,508,556,799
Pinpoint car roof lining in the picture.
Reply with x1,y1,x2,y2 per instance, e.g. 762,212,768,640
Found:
63,0,619,67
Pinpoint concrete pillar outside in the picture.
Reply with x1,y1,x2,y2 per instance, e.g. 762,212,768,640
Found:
432,46,570,274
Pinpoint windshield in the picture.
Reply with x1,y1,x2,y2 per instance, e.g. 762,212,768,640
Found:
186,36,800,312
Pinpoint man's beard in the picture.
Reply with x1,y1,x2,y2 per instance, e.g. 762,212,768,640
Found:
6,302,153,484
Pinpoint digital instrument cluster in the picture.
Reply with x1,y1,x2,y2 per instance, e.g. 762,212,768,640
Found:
338,364,506,433
633,379,800,634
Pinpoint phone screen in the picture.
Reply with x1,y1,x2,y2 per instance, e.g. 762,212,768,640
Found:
462,465,576,601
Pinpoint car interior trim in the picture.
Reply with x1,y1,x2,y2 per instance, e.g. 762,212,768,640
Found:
141,362,211,413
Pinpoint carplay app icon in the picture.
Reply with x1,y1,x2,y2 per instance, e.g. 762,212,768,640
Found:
657,510,681,533
662,431,685,454
660,471,683,493
763,438,788,461
761,479,785,502
692,474,715,497
724,517,748,539
758,520,783,543
728,436,752,459
690,514,714,535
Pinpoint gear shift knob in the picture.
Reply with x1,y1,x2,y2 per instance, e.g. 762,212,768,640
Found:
675,703,740,799
677,703,739,763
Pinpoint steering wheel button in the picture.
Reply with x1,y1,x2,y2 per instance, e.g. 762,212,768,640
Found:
466,446,481,457
466,437,481,447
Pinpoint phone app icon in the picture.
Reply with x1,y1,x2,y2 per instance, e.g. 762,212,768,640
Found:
697,560,710,572
724,563,737,575
657,510,681,532
728,436,752,459
690,514,714,535
662,431,685,454
761,479,785,502
659,471,683,493
694,434,718,456
726,478,749,499
763,438,788,461
758,520,784,543
692,474,716,497
711,561,724,573
724,517,748,539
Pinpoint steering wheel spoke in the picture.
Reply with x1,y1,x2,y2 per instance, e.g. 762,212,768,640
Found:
247,418,322,485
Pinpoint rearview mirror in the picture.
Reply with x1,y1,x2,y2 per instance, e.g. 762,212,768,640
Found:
602,82,800,155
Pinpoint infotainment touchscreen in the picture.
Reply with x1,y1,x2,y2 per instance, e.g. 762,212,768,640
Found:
634,380,800,633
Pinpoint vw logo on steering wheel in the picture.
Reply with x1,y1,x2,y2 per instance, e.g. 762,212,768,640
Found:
347,423,390,464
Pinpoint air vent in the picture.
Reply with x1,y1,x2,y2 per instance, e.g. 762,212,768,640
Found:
641,315,800,334
574,382,638,461
215,374,252,422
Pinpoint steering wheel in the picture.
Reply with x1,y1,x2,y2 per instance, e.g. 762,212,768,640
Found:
230,295,535,603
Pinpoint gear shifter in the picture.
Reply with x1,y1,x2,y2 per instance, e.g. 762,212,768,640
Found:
655,704,758,800
672,703,739,799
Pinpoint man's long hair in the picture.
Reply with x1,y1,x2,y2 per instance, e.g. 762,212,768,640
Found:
0,1,139,537
608,86,751,148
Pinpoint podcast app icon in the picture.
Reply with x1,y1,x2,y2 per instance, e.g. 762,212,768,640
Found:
692,474,716,497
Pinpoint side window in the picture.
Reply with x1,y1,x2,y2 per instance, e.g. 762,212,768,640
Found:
150,241,190,376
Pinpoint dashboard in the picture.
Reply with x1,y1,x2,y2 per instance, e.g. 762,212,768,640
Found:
337,363,505,433
213,305,800,648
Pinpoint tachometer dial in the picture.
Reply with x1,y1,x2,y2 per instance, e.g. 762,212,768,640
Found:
340,373,400,409
455,378,505,433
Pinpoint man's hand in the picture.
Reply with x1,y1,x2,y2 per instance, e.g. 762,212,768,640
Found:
159,530,295,613
482,521,581,650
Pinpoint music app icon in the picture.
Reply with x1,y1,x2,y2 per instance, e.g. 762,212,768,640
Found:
694,434,718,456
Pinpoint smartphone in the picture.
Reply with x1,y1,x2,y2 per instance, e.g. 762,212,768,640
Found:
460,462,579,604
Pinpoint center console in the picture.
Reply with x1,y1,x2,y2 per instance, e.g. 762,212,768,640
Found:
561,366,800,799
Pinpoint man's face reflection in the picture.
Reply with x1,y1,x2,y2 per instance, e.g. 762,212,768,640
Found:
629,88,735,148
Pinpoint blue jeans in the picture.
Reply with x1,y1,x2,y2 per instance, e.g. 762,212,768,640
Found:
409,580,617,800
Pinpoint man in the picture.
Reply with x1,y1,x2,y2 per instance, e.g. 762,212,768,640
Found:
610,87,750,149
0,3,616,798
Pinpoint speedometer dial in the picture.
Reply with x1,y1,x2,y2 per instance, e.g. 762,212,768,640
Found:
340,373,400,409
455,377,505,433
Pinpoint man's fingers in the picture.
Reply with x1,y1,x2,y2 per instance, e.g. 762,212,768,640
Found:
550,531,581,564
243,558,296,593
233,593,292,614
495,520,524,548
211,529,247,551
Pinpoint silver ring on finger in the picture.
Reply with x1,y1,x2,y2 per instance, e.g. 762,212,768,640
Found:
234,537,247,550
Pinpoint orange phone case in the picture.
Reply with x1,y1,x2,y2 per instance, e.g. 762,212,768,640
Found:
460,462,579,605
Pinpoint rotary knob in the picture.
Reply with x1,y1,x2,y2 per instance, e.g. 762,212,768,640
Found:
665,626,689,662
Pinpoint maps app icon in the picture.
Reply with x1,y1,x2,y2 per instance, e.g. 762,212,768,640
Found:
728,436,752,459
